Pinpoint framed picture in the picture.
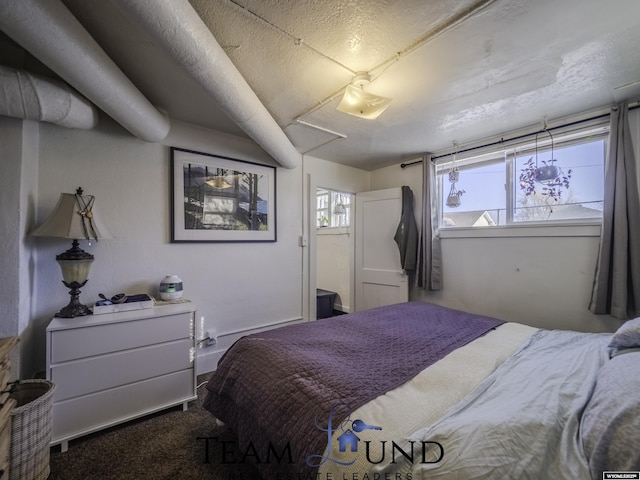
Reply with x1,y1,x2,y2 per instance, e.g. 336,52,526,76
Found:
170,147,277,242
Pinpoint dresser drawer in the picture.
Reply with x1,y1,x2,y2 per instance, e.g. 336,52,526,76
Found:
52,369,194,443
50,338,194,401
50,312,192,363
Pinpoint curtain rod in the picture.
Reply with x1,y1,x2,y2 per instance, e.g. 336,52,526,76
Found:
400,102,639,169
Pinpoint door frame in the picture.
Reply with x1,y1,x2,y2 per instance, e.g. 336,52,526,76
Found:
304,173,357,322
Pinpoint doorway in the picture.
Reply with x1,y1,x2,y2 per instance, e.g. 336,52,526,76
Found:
315,188,353,316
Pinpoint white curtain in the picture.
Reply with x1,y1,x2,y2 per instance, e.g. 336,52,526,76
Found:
417,155,442,290
589,102,640,319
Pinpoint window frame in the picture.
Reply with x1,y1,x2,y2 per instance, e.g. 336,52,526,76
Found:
434,122,609,236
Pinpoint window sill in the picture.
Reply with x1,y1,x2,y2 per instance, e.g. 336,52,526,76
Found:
439,222,601,239
317,226,351,235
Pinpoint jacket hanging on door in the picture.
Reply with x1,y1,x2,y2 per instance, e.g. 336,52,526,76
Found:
394,185,419,271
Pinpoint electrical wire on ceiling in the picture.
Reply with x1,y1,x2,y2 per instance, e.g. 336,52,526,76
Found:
368,0,500,80
226,0,356,76
224,0,503,152
292,0,502,130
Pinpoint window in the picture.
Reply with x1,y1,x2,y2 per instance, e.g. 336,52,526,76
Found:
317,189,351,227
437,124,607,228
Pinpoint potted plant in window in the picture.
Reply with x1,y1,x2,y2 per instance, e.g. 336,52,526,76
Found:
318,215,329,227
446,184,465,208
519,129,572,203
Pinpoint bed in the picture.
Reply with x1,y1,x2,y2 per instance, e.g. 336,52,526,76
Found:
203,301,640,480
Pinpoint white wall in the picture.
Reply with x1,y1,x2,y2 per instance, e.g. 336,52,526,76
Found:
422,232,610,332
317,228,351,312
26,117,304,375
0,117,39,377
370,108,640,334
0,116,23,342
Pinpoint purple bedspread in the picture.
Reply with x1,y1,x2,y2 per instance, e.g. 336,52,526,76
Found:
203,301,504,479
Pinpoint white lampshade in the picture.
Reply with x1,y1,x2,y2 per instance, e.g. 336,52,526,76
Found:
31,190,113,240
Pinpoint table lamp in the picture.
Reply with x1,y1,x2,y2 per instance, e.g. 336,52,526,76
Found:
31,187,112,317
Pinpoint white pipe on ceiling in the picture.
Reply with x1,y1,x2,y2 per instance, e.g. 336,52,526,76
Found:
0,65,98,130
111,0,301,170
0,0,170,143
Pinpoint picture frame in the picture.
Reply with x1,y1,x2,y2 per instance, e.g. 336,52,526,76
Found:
170,147,277,243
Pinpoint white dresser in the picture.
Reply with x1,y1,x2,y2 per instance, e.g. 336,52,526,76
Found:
46,303,196,452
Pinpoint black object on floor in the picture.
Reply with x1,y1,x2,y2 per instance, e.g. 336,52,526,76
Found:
316,289,337,318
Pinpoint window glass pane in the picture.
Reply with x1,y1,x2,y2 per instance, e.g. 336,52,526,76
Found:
317,189,329,227
316,189,351,227
331,191,351,227
437,125,606,229
440,161,507,227
513,139,604,223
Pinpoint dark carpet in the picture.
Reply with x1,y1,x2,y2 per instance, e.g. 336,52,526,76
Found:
48,375,259,480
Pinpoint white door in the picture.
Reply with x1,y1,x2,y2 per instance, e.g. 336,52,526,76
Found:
355,188,408,311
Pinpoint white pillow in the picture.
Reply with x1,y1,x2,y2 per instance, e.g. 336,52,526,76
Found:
581,351,640,479
608,317,640,350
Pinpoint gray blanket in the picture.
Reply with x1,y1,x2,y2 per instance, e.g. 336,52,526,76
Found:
377,329,611,479
203,301,504,479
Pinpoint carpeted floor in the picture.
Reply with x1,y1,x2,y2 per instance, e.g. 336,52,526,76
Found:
48,375,259,480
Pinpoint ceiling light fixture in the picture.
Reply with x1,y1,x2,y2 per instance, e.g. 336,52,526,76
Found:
336,72,392,120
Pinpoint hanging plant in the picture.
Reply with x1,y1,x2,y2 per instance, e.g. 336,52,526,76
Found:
446,184,465,208
519,158,572,202
446,142,465,208
519,129,572,203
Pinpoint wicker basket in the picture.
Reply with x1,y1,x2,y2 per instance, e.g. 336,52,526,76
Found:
9,379,55,480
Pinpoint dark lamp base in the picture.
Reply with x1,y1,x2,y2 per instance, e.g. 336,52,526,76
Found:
55,302,92,318
56,280,92,318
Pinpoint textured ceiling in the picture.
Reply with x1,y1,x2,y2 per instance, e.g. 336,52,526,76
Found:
19,0,640,169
